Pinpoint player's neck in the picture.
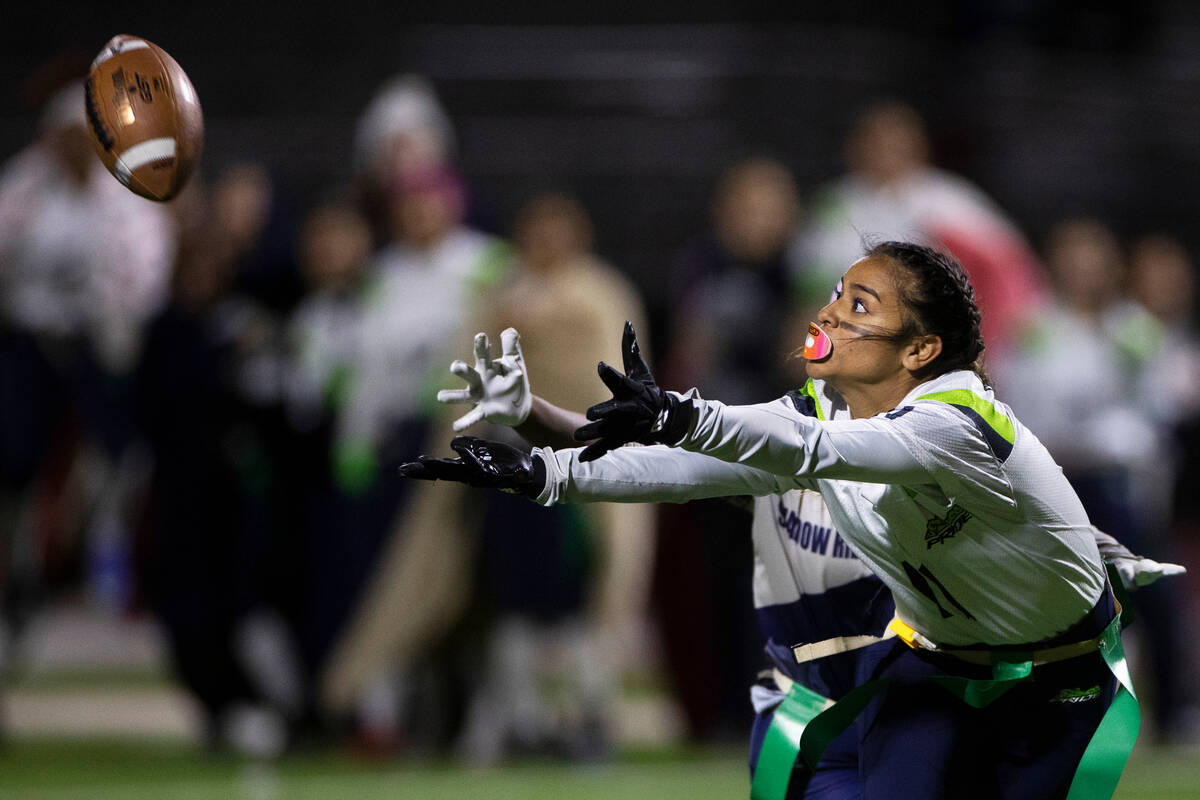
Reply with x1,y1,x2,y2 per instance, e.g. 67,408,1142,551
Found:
837,373,923,419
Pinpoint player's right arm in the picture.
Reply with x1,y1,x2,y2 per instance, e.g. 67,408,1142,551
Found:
401,434,799,504
534,441,798,505
421,326,801,502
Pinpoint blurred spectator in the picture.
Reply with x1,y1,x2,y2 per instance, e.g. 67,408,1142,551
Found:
451,191,654,763
653,158,801,743
280,200,382,685
0,81,175,644
353,74,456,242
135,168,301,757
211,163,301,312
995,218,1194,741
335,164,511,496
0,82,175,375
662,157,801,402
1129,234,1200,741
284,202,375,438
317,88,511,747
791,101,1046,358
994,220,1161,472
1128,235,1200,430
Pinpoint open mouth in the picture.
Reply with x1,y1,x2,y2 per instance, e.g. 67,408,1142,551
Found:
802,322,833,361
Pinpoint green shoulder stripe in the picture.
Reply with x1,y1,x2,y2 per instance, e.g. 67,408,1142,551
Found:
799,378,826,421
917,389,1015,461
917,390,1014,444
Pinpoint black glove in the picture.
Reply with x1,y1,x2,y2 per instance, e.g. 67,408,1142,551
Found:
573,321,691,462
398,436,546,497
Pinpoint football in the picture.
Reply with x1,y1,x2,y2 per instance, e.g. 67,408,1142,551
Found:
84,35,203,202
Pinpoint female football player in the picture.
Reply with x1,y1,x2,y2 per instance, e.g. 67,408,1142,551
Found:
414,243,1178,798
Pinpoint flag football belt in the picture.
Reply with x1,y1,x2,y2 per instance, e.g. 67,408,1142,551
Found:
752,607,1139,800
887,616,1108,667
790,626,897,665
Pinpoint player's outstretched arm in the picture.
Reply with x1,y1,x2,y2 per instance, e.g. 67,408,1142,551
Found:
1091,526,1187,590
399,435,796,505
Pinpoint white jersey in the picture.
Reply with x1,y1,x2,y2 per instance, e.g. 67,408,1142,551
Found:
752,488,891,671
750,381,888,668
536,370,1106,648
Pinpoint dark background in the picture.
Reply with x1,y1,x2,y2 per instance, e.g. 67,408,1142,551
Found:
4,1,1199,309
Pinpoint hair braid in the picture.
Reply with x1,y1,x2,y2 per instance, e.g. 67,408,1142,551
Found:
866,241,989,383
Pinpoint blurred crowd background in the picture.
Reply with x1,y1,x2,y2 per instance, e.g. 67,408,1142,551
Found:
1,0,1199,774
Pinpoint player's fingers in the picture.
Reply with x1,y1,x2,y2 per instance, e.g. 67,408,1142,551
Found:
450,360,483,393
397,460,435,479
1135,561,1188,586
574,421,603,441
451,406,487,432
491,371,521,394
451,435,479,455
437,388,474,404
578,437,621,462
585,399,625,421
576,414,627,440
621,321,652,381
597,362,632,396
399,456,465,481
501,327,523,361
473,332,493,373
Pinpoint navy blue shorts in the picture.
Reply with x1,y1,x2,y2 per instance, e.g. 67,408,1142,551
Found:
748,643,896,799
857,640,1115,800
748,596,1118,800
751,703,862,799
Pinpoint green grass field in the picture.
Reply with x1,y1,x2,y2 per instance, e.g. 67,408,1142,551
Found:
0,740,1197,800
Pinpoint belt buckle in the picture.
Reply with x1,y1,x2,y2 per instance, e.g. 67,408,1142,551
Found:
889,617,939,651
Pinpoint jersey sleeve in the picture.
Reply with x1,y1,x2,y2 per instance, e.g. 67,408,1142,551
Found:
534,442,802,506
679,395,932,484
678,394,1019,508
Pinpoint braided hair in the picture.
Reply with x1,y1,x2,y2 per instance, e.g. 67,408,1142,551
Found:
866,241,989,384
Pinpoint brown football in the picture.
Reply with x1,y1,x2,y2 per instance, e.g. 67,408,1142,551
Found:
84,35,203,202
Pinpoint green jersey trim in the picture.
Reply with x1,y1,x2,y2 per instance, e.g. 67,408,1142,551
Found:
917,389,1015,462
798,379,827,421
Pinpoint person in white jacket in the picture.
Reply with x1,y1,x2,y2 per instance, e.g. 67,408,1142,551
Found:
403,242,1181,799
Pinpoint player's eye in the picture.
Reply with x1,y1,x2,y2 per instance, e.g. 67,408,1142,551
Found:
830,279,844,303
851,297,867,313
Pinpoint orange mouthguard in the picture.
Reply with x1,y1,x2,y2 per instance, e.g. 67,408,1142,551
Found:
802,323,832,361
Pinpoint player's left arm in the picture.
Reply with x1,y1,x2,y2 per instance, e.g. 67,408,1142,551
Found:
1091,526,1187,590
578,321,932,484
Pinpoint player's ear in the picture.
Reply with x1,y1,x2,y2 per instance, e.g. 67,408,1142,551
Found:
902,333,942,373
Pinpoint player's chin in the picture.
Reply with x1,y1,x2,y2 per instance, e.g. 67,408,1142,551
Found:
804,354,835,377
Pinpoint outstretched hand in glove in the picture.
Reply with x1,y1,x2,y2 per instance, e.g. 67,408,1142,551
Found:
1111,555,1187,590
573,321,691,462
437,328,532,432
399,436,545,497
